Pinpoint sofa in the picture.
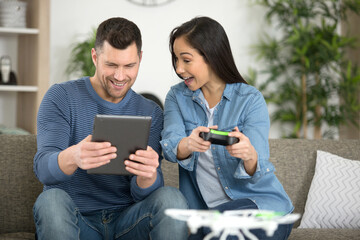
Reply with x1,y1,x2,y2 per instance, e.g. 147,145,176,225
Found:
1,134,359,240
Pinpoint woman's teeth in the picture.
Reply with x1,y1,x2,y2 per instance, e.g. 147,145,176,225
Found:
184,77,193,83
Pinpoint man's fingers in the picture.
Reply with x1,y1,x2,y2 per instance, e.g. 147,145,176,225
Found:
129,154,157,167
79,154,113,169
125,160,156,171
130,148,158,163
125,166,155,178
84,141,112,149
80,146,116,160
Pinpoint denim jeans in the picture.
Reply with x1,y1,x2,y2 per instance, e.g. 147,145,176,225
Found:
189,198,294,240
33,186,188,240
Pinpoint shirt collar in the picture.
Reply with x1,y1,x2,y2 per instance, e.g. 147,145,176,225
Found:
222,83,233,101
181,82,237,101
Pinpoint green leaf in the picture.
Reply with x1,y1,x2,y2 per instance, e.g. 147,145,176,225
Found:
66,28,97,78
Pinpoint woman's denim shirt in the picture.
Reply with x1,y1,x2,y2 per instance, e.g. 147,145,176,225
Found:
161,82,293,214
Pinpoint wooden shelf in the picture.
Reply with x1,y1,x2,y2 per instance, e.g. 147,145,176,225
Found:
0,27,39,35
0,0,50,133
0,85,38,92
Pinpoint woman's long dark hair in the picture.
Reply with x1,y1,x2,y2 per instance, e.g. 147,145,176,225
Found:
169,16,247,84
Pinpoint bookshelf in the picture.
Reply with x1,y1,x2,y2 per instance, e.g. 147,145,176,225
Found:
0,0,50,133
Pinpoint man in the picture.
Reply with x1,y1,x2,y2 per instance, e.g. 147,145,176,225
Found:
33,17,188,240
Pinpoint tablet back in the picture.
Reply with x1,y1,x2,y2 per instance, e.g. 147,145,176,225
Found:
87,115,152,175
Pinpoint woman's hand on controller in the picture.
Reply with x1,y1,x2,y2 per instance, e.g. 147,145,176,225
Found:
227,127,258,175
177,126,217,160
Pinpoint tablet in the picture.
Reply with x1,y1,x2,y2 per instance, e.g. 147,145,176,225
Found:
87,114,152,175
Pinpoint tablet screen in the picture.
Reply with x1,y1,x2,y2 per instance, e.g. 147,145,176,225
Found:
87,114,152,175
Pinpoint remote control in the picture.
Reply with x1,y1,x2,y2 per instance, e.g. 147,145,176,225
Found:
199,129,239,146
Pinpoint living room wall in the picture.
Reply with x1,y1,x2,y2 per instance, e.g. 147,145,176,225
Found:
49,0,359,139
49,0,268,94
50,0,279,134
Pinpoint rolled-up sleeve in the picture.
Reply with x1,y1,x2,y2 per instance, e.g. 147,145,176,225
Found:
160,88,198,171
233,91,272,181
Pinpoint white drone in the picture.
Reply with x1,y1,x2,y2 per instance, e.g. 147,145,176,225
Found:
165,209,300,240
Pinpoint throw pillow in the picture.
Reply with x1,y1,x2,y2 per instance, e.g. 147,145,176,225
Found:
299,150,360,229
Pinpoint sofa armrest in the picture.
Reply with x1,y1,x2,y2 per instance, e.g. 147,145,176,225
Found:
0,135,43,235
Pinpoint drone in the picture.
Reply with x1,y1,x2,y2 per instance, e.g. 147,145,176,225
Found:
165,209,300,240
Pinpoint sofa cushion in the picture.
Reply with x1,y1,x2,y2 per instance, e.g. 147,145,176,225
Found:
162,159,179,188
0,135,43,235
269,139,360,228
299,150,360,229
0,232,35,240
289,228,360,240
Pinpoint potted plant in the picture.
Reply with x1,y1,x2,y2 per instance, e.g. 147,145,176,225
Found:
66,28,96,78
250,0,360,139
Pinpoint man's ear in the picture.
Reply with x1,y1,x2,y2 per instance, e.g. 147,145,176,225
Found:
91,48,97,66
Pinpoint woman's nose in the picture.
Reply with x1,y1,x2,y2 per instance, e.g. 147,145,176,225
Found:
176,63,184,75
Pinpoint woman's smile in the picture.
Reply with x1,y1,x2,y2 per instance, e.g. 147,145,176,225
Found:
183,77,194,86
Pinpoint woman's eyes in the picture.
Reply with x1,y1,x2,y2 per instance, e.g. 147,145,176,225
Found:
175,57,191,64
177,58,190,63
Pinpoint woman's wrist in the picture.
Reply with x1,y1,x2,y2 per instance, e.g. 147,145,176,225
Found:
244,150,257,176
177,137,191,160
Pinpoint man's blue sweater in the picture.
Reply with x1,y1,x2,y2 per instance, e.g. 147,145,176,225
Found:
34,77,164,212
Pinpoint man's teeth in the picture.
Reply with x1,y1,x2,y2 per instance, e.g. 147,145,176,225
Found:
113,82,125,86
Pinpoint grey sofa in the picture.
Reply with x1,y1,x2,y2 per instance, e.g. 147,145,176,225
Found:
1,134,359,240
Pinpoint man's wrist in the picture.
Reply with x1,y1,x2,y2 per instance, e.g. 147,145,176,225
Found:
136,174,157,189
58,147,78,175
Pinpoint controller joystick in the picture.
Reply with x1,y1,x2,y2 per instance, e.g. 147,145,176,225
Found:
200,129,239,146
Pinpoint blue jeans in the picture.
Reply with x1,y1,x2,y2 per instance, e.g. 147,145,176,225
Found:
33,186,188,240
189,199,293,240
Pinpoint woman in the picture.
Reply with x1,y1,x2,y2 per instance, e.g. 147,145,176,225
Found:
160,16,294,239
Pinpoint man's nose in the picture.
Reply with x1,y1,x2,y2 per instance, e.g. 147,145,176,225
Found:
114,68,125,80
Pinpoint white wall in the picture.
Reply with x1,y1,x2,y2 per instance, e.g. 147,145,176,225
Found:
50,0,283,137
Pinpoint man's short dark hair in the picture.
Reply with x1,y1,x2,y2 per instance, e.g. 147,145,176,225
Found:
95,17,142,55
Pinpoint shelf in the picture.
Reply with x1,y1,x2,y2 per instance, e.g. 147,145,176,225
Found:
0,85,38,92
0,27,39,36
0,0,50,133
